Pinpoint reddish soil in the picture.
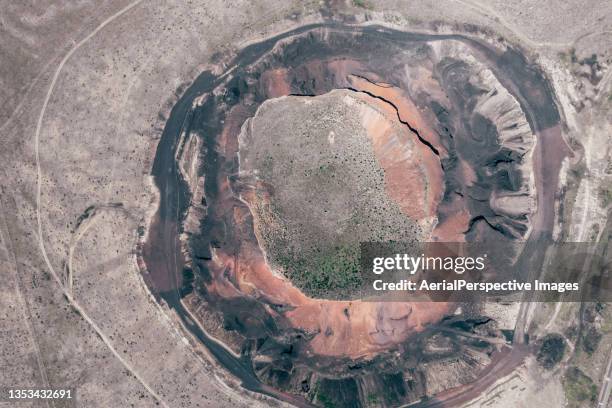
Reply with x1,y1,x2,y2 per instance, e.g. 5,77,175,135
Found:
532,124,572,236
432,208,471,242
209,243,450,358
354,91,436,220
195,59,482,359
348,75,448,157
348,75,445,218
198,85,462,359
260,68,291,98
235,181,452,357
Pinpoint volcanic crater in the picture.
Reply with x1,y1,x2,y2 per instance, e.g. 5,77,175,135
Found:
144,23,568,408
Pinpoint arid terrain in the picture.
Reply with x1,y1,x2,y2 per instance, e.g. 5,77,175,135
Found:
1,1,611,407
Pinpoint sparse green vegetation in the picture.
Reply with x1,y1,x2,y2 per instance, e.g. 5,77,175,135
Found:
589,224,600,241
317,392,336,408
352,0,373,9
277,243,362,298
563,367,597,407
260,154,275,179
580,326,602,355
569,47,577,63
598,186,612,208
243,92,422,299
579,303,605,355
536,333,566,369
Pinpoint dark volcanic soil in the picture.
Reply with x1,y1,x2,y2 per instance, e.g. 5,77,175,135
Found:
142,23,569,408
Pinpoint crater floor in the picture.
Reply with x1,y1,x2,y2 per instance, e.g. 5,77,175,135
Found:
239,90,428,298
